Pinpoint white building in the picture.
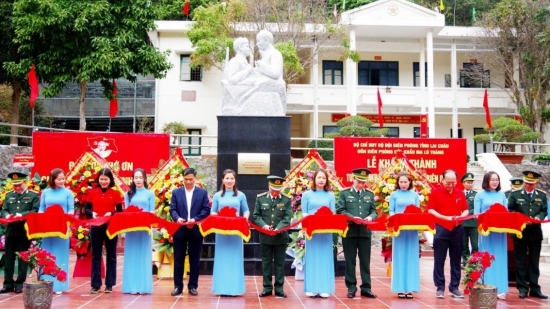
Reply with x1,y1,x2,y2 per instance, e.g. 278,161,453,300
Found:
148,0,541,159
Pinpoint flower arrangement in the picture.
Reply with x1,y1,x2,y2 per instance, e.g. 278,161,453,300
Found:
71,225,91,255
0,173,47,206
153,228,174,256
462,251,496,294
17,245,67,282
371,160,432,217
288,230,306,263
282,171,313,220
66,163,102,217
150,164,186,221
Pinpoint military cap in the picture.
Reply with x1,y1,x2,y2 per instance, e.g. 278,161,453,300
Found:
267,175,285,191
352,168,371,182
8,172,28,184
461,173,474,183
523,170,541,184
509,177,524,188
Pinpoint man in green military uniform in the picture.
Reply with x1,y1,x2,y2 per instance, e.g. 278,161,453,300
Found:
336,168,377,299
253,176,292,298
508,171,548,299
505,177,523,199
0,172,40,294
461,173,478,267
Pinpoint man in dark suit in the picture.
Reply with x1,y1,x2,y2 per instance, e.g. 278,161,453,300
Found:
253,176,292,298
336,168,378,299
169,167,211,296
0,172,39,294
508,170,548,299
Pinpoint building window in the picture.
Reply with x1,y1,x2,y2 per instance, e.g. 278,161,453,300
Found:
322,125,339,136
413,62,427,87
182,129,202,156
450,128,463,138
358,61,398,86
460,63,490,88
413,127,421,138
370,126,399,137
180,55,202,81
322,61,343,85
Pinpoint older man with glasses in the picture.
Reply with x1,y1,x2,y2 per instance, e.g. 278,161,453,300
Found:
426,170,469,299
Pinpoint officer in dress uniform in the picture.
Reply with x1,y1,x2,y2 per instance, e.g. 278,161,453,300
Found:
505,177,524,199
0,172,40,294
253,176,292,298
461,173,478,267
508,171,548,299
336,168,377,299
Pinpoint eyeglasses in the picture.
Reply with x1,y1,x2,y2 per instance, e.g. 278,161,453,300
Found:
490,179,500,182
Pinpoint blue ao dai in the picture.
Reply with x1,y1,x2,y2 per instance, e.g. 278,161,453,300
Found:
39,187,74,292
473,190,508,294
301,189,336,294
211,190,249,296
122,187,156,294
389,189,420,293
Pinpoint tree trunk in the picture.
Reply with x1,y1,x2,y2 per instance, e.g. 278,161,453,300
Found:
79,82,87,131
10,79,22,146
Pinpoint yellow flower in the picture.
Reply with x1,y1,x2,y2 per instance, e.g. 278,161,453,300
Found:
163,232,170,239
382,202,389,209
95,166,101,172
77,234,84,240
81,187,87,193
155,197,160,204
166,191,172,200
382,187,389,194
83,171,91,177
34,186,40,191
72,180,77,185
77,226,84,232
387,178,396,184
163,206,170,213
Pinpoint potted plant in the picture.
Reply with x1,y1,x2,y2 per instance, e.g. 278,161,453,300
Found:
533,153,550,166
473,117,540,163
17,245,67,309
462,251,497,309
161,121,187,145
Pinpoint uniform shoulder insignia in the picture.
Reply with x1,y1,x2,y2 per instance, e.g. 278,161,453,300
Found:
257,192,268,197
536,189,546,194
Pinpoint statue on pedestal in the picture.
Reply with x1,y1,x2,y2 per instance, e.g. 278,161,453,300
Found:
221,30,287,116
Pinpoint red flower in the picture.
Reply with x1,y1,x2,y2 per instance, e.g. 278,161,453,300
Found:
159,238,164,244
83,230,89,236
470,270,481,282
56,271,67,282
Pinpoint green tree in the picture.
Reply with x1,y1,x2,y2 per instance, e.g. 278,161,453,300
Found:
7,0,172,131
469,0,550,141
187,0,351,84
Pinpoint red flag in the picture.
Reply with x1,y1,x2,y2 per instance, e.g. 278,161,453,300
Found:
28,64,39,109
377,87,384,128
482,89,492,129
183,1,190,16
109,80,118,118
420,114,428,138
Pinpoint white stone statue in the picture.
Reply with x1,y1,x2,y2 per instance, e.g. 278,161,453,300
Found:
221,30,287,116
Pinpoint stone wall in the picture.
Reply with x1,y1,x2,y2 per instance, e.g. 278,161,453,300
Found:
0,145,32,178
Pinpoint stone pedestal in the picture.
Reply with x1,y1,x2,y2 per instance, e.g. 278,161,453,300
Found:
217,116,291,211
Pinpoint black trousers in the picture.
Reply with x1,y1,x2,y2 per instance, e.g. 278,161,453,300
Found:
260,243,287,293
3,235,30,288
90,223,118,288
513,235,542,293
173,227,203,290
433,224,464,292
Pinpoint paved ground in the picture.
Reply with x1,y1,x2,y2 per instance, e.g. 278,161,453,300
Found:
0,253,549,309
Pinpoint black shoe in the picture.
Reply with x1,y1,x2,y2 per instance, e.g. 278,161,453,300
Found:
529,291,548,299
259,291,272,297
275,292,287,298
14,287,22,294
90,287,99,294
361,291,377,298
105,287,112,293
347,291,356,298
171,288,182,296
189,288,198,296
0,287,14,294
519,292,527,299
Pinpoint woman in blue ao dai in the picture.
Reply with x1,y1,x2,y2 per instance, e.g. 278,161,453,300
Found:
302,169,336,299
474,171,508,300
122,168,156,294
39,168,74,294
389,172,420,298
211,169,249,296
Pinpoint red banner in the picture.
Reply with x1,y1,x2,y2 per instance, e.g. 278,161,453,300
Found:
332,114,421,124
13,153,35,168
334,137,467,187
32,132,170,184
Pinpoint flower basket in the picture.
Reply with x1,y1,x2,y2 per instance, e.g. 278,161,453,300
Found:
468,286,497,309
23,280,54,309
462,251,497,309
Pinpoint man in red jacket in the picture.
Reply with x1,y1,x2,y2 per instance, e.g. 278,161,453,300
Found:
427,169,469,299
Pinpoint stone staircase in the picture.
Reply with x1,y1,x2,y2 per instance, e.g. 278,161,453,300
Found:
466,164,485,191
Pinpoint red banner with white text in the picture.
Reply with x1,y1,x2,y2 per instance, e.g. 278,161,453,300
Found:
32,132,170,184
334,137,467,187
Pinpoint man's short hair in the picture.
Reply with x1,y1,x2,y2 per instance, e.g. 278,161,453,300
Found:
183,167,197,177
257,30,274,44
233,37,248,53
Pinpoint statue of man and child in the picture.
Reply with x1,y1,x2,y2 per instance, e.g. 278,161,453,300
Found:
221,30,287,116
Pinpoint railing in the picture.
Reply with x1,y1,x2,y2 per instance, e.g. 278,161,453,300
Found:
488,140,550,161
